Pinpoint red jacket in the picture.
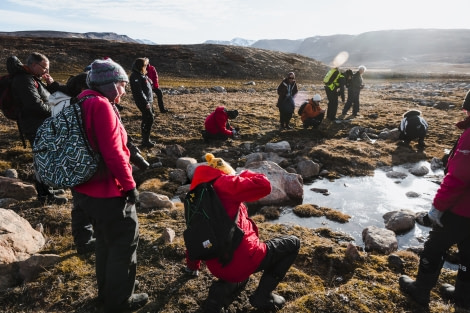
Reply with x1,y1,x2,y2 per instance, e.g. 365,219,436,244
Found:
204,106,233,137
146,64,159,89
73,90,135,198
186,165,271,282
433,119,470,217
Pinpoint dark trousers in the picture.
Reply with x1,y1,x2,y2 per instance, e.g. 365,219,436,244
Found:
73,191,139,312
303,113,325,128
279,110,293,127
256,235,300,280
71,189,94,246
420,212,470,282
153,88,166,112
325,86,339,120
342,90,360,115
138,107,154,142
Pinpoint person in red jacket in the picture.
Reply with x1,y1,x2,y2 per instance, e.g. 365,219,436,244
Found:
202,106,239,142
185,153,300,312
146,61,169,113
399,92,470,310
73,58,148,312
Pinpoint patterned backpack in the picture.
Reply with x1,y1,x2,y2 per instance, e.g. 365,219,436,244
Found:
32,95,101,188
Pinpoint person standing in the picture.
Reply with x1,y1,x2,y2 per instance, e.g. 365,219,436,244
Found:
323,67,345,121
341,65,366,118
276,72,298,130
398,109,428,148
299,94,325,129
73,58,148,312
10,52,67,205
398,92,470,310
130,57,156,148
186,153,300,312
146,61,169,113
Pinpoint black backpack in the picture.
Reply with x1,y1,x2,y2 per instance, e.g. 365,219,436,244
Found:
183,180,244,267
298,101,307,115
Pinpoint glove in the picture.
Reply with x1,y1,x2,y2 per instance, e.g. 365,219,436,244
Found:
427,205,444,227
126,188,139,205
232,129,237,136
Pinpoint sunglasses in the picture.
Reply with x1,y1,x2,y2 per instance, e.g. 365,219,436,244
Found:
288,77,295,80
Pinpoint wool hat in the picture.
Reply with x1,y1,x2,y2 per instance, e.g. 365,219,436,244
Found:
205,153,235,175
227,109,239,119
86,58,128,87
313,94,322,102
463,90,470,111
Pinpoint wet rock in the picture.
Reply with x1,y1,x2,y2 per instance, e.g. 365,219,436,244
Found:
362,225,398,254
383,209,416,234
409,165,429,176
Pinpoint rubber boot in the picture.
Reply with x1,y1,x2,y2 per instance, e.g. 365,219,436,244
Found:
141,129,155,148
249,274,286,311
204,279,248,313
399,271,440,306
440,279,470,310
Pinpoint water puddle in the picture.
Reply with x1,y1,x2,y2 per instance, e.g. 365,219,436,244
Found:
275,161,444,250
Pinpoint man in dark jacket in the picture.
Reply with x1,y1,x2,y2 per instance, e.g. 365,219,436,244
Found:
11,52,67,204
341,65,366,118
398,109,428,148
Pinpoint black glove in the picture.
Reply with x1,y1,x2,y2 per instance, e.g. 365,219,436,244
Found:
126,188,139,204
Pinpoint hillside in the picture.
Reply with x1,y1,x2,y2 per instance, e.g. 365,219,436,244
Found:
0,35,328,81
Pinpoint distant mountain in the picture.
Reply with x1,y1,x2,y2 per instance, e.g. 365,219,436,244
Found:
204,37,256,46
0,30,143,43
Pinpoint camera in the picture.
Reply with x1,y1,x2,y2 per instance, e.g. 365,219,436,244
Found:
127,142,149,171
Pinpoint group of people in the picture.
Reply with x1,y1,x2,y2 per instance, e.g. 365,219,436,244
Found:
8,51,470,312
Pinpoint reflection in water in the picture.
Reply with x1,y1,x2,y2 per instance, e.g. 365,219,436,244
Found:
275,161,444,249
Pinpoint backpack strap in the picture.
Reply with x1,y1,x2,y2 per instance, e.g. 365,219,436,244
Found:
208,177,241,223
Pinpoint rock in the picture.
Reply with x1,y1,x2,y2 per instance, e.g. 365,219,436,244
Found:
265,141,291,153
139,192,175,210
383,209,416,234
296,159,320,179
18,254,60,282
169,169,188,185
162,228,176,244
0,176,36,201
175,157,197,171
409,164,429,176
3,169,18,179
362,225,398,254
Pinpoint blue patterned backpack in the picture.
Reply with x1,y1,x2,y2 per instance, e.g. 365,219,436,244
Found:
33,95,101,188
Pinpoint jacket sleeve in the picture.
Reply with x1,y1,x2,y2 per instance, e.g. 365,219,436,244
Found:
214,111,233,136
433,129,470,211
14,75,50,119
218,170,271,203
130,73,150,109
88,97,135,191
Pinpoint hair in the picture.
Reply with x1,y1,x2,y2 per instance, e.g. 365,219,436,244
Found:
287,72,295,79
358,65,367,72
66,72,88,97
132,57,149,74
26,52,49,66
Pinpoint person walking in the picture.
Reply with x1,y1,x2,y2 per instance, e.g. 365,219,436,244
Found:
398,92,470,310
73,58,148,312
341,65,366,118
398,109,429,149
130,57,156,148
185,153,300,312
299,94,325,129
323,67,345,121
146,61,169,113
276,72,298,130
10,52,68,205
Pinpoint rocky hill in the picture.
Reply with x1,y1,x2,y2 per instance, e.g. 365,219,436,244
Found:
0,35,327,81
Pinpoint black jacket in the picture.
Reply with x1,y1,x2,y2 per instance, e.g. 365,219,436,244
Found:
129,70,153,111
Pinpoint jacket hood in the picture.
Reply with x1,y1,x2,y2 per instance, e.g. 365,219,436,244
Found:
190,165,225,190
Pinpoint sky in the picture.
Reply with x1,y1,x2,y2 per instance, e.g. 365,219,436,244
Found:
1,0,470,45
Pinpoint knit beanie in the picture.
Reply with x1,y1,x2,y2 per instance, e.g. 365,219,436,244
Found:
463,90,470,111
227,109,239,119
87,58,128,102
205,153,235,175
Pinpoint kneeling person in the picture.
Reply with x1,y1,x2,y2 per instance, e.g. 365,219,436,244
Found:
202,106,239,141
399,110,428,148
300,94,325,129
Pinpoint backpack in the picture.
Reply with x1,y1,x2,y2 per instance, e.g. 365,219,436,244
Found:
32,95,101,188
0,56,23,120
183,180,244,266
298,101,307,116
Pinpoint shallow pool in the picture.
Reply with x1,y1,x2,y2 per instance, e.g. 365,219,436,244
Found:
275,161,444,250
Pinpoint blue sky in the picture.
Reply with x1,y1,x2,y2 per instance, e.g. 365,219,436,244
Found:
1,0,469,44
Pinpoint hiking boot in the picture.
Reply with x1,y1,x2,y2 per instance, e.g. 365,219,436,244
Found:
249,292,286,311
337,114,346,120
285,124,293,129
76,238,96,255
183,266,199,277
38,194,68,205
141,140,155,148
440,280,470,309
125,293,149,310
160,108,170,113
399,275,431,306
